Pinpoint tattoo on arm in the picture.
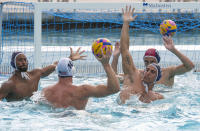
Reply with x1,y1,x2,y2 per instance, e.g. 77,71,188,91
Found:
126,55,131,65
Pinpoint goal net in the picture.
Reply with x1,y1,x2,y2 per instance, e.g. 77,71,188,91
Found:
0,2,200,75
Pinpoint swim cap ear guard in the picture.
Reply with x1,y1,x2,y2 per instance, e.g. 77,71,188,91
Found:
11,51,24,69
150,63,162,82
10,51,30,80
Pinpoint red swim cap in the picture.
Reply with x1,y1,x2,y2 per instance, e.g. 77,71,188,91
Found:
143,48,160,63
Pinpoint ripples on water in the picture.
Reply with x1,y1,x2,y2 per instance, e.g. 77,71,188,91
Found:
0,72,200,130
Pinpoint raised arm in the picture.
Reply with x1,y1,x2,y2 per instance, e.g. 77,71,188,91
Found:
111,42,125,83
111,41,121,74
120,6,137,76
40,47,86,78
163,36,195,77
82,48,120,98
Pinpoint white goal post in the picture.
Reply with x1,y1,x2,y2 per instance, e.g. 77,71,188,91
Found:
1,2,200,75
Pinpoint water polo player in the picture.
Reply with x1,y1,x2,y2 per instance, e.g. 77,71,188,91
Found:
0,48,86,101
117,6,164,104
42,48,120,110
112,32,194,87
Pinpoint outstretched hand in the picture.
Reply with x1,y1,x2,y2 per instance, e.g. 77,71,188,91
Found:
95,47,112,65
69,47,87,61
163,36,175,51
113,41,120,57
122,5,137,23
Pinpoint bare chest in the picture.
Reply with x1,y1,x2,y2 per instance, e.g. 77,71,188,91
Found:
7,78,39,101
123,75,144,94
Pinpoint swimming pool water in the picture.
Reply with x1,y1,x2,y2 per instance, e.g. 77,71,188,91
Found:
0,71,200,130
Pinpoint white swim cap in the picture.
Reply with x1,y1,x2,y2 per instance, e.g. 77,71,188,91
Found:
57,58,73,77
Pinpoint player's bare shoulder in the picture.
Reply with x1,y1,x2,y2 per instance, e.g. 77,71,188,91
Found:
138,69,144,77
78,84,94,98
79,84,90,93
1,79,15,90
27,68,43,78
161,66,176,77
28,68,41,75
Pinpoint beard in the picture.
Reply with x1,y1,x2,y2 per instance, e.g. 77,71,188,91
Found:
17,66,28,72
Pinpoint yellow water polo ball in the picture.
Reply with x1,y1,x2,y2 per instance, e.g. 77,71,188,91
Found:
92,38,113,58
160,20,177,36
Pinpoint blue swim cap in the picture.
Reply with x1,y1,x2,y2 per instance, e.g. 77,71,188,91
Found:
10,51,24,69
149,63,162,82
57,58,73,77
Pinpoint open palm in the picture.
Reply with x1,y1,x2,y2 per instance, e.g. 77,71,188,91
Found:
122,5,137,22
163,36,175,51
69,47,87,61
